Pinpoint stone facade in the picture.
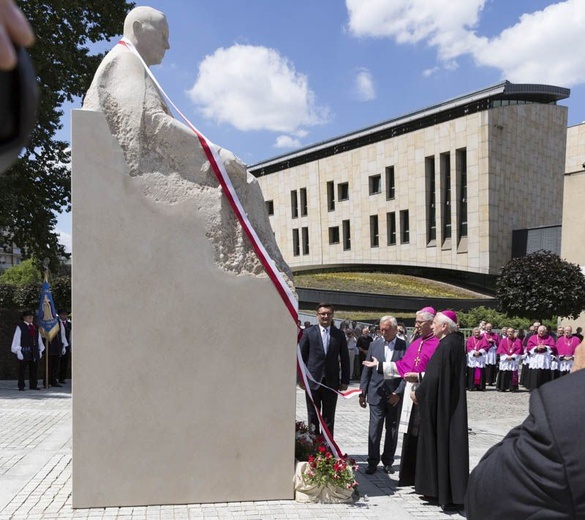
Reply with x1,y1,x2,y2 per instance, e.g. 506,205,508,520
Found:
560,123,585,328
252,83,568,282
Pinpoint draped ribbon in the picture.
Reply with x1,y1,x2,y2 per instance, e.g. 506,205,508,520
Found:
117,39,350,457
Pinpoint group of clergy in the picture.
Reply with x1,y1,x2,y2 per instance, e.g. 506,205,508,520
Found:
465,322,582,392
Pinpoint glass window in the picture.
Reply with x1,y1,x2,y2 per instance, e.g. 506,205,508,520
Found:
291,190,298,219
300,188,308,217
329,226,340,244
370,215,379,248
369,174,382,195
385,166,395,200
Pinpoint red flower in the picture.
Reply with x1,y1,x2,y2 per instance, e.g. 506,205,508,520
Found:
318,445,326,453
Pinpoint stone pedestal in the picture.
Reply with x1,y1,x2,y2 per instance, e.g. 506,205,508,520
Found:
71,109,296,508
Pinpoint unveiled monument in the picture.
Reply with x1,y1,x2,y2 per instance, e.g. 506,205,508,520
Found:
72,6,296,507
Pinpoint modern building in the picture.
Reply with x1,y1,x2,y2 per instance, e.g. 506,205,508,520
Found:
0,242,21,272
560,122,585,326
250,81,570,292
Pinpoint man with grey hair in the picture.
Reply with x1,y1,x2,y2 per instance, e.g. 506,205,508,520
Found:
362,306,440,486
411,310,468,511
359,315,406,474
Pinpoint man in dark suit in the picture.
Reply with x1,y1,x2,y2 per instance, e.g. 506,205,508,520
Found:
360,315,407,474
466,336,585,519
57,310,71,384
300,302,350,437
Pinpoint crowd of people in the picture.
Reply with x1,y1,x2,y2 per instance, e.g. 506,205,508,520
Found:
299,303,585,515
9,309,72,391
300,303,468,511
466,320,583,393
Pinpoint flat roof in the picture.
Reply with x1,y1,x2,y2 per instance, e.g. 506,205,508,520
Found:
249,80,570,176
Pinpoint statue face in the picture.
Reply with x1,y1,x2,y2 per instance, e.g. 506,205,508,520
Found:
135,14,170,66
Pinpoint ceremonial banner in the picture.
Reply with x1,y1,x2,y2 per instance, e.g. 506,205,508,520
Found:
37,276,59,342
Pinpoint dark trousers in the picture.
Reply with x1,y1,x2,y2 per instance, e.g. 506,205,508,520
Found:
305,384,338,437
44,354,60,386
59,348,70,382
367,398,401,467
18,360,38,390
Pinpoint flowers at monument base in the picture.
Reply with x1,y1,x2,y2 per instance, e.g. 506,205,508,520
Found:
293,423,358,504
303,447,358,491
294,420,322,461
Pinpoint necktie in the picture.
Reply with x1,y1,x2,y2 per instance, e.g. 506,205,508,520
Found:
28,324,35,337
322,328,329,354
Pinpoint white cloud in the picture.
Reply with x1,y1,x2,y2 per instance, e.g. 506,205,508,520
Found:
355,68,376,101
187,44,330,133
472,1,585,86
57,229,72,253
274,135,302,149
345,0,485,60
346,0,585,87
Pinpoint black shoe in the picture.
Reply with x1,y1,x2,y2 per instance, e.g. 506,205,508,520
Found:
364,466,377,474
441,503,464,512
18,388,25,391
383,465,395,474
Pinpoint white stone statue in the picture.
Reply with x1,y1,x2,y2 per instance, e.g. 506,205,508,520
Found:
83,6,292,282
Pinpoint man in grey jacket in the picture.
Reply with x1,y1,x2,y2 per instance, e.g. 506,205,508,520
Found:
360,315,407,474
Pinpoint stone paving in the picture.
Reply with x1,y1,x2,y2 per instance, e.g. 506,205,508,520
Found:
0,379,530,519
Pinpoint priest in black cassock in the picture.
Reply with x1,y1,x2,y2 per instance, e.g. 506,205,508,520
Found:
412,310,468,511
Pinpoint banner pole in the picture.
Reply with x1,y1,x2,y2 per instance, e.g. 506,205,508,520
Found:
44,336,49,389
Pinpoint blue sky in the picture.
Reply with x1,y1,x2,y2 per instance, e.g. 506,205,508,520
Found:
56,0,585,251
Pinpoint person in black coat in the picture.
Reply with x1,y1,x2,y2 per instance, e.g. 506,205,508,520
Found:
359,315,407,474
10,310,45,391
299,302,350,437
57,310,72,383
466,336,585,519
412,310,468,511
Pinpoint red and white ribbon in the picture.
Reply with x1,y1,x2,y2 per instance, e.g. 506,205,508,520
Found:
118,39,349,458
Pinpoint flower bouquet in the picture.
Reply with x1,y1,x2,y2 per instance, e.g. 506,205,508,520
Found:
294,423,358,504
294,420,321,461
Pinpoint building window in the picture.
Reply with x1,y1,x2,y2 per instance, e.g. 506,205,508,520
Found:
329,226,340,244
441,152,452,242
370,215,379,248
291,190,298,219
342,220,351,250
338,182,349,201
456,148,468,240
327,181,335,211
369,174,382,195
265,200,274,216
301,227,309,255
385,166,395,200
387,212,396,245
300,188,308,217
292,229,300,256
426,156,436,244
400,210,410,244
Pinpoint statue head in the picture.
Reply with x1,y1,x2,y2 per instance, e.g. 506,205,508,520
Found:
124,6,170,66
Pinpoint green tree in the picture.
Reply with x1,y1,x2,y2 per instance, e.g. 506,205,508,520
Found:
0,259,42,286
496,250,585,321
0,0,134,268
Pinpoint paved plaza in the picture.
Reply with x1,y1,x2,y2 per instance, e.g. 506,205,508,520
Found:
0,379,530,520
